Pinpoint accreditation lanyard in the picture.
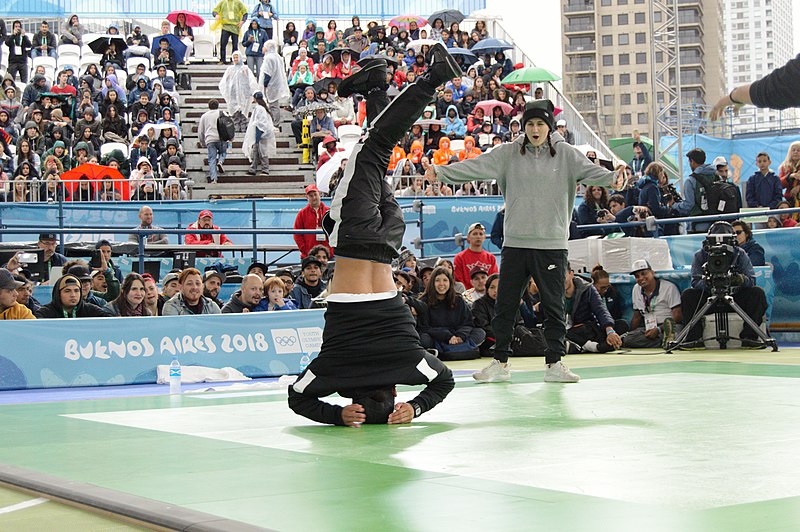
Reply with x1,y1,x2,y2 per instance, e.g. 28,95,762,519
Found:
642,279,661,330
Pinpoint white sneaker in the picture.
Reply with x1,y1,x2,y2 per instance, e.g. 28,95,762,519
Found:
544,361,580,383
473,359,511,382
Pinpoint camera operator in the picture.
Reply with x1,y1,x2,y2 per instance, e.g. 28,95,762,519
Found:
679,222,768,348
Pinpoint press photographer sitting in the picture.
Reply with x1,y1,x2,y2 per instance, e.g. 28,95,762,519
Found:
680,222,768,348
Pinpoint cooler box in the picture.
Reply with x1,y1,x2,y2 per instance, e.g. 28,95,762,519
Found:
600,237,673,274
567,237,603,273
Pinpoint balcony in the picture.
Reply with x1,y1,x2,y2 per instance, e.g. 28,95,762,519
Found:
564,1,595,13
565,43,596,53
564,22,595,34
569,79,598,93
566,61,597,72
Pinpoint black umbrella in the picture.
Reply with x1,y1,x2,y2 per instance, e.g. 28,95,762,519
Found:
327,47,354,64
312,77,341,95
88,35,128,55
288,82,313,94
428,9,465,26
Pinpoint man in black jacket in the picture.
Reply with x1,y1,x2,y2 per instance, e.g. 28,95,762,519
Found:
31,21,57,59
5,20,32,83
564,266,625,354
287,44,460,426
34,275,107,319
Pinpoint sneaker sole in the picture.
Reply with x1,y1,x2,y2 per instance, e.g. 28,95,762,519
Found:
544,376,580,383
472,373,511,383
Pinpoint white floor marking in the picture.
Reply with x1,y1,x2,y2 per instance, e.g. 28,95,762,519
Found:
0,498,48,515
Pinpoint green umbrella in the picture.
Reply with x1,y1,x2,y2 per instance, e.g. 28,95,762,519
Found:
501,67,561,85
608,136,680,178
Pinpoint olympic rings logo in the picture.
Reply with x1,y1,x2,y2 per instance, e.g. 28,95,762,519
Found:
274,335,298,347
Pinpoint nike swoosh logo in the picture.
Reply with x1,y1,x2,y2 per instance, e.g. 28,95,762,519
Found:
547,265,556,270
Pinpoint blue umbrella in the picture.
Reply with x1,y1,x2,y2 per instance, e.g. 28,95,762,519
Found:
447,47,478,68
470,38,514,56
150,34,188,62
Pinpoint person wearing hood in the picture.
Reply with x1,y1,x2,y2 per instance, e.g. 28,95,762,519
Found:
131,91,157,126
158,137,185,171
212,0,249,64
1,87,21,124
0,268,35,320
60,14,85,46
432,136,456,166
5,21,32,83
35,274,107,319
71,141,90,167
44,141,70,170
458,136,482,161
21,75,50,111
220,50,259,133
257,40,290,124
101,74,127,102
442,105,466,138
152,65,175,92
221,274,264,313
301,18,317,41
127,75,152,106
427,99,626,384
243,91,276,175
503,117,522,142
163,175,186,200
563,265,625,354
129,156,156,191
633,162,673,236
671,148,717,232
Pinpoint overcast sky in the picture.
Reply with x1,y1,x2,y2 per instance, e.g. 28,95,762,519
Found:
485,0,800,76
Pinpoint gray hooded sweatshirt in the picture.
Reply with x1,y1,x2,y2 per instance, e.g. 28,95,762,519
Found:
435,132,616,250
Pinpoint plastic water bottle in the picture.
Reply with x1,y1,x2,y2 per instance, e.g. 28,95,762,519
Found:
169,355,182,395
299,354,311,374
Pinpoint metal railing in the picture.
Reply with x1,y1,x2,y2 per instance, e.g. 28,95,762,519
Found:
5,176,196,204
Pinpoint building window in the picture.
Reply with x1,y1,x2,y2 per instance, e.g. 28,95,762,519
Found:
637,92,647,104
601,0,612,5
602,15,613,26
618,0,628,4
655,51,664,62
603,55,614,66
654,11,662,23
634,12,646,24
618,33,629,45
621,113,632,125
621,93,631,105
638,112,648,124
636,52,647,64
636,72,647,84
603,74,614,86
618,14,629,25
604,95,615,106
619,53,630,65
635,32,646,44
657,91,665,103
602,35,613,46
620,73,630,85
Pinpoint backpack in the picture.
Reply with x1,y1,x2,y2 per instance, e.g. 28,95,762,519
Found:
693,173,740,215
511,325,547,357
217,112,235,142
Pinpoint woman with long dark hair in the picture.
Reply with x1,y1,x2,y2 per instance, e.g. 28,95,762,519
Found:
576,185,610,236
471,273,499,355
102,105,129,144
418,267,485,360
283,21,298,46
105,273,151,316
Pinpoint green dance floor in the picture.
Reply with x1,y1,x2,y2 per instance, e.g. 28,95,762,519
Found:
2,354,800,531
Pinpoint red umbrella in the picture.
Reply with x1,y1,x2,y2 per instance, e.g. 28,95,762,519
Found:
167,10,205,28
474,99,514,116
61,163,130,200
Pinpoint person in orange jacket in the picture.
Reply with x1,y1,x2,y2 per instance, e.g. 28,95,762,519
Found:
458,135,482,161
432,136,455,166
388,144,406,172
408,139,424,165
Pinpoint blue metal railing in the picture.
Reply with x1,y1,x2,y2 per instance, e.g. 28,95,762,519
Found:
2,0,485,19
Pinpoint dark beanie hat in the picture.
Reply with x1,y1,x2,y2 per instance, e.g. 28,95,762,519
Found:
521,99,555,132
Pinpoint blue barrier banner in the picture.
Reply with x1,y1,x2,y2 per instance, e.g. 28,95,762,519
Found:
0,311,325,391
661,133,800,194
661,228,799,328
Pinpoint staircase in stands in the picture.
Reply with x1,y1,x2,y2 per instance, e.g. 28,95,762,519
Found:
177,62,314,199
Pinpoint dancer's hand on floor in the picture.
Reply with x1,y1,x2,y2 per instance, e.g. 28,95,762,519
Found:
342,404,366,427
388,403,414,424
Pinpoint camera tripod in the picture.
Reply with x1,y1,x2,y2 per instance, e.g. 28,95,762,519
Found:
666,291,778,353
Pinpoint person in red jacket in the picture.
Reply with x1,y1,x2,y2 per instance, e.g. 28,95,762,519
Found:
453,222,498,289
293,184,333,258
185,210,233,257
316,135,344,170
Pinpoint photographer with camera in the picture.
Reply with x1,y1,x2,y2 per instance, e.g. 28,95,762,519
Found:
679,222,768,348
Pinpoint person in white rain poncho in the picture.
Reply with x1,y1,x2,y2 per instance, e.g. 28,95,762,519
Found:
243,91,276,175
219,50,258,133
257,40,290,124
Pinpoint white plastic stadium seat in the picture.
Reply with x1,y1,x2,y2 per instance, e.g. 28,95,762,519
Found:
283,45,297,73
100,142,129,158
57,53,81,70
192,36,215,62
32,56,57,71
126,56,151,73
337,124,361,139
81,52,103,66
57,44,81,58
